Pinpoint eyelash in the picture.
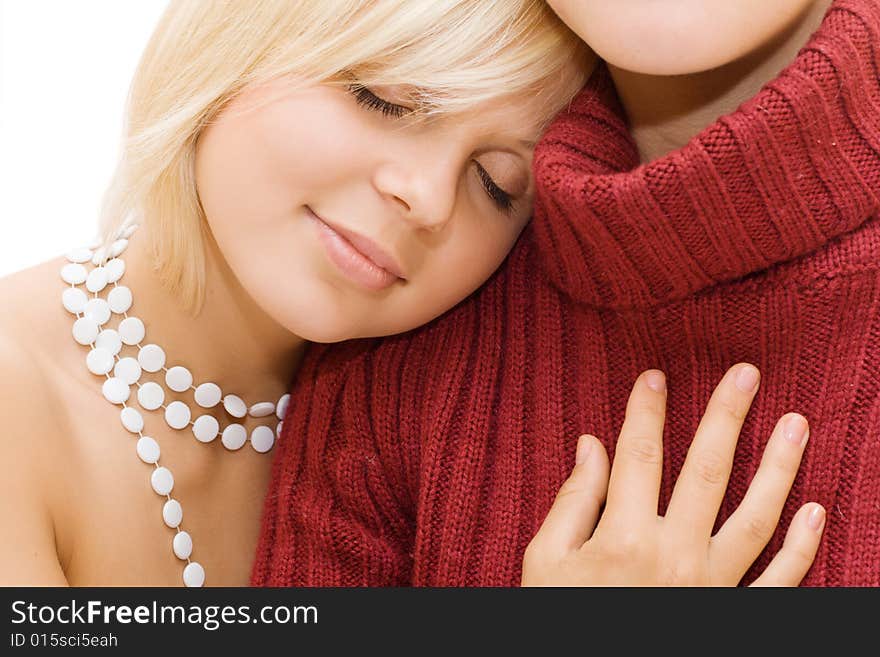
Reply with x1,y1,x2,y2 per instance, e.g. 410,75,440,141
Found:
348,83,408,119
474,162,514,214
348,83,516,215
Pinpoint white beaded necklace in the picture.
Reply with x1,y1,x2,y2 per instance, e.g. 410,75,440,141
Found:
60,222,289,587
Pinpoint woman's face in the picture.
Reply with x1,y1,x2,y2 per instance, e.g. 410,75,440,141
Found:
195,76,568,342
546,0,819,75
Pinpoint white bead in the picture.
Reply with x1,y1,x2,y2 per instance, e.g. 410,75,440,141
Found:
72,317,99,345
118,316,145,346
194,382,222,408
83,298,111,325
65,247,93,264
192,414,219,443
248,402,276,418
95,329,122,356
250,425,275,453
120,406,144,433
276,421,283,438
173,531,193,560
165,400,191,430
91,246,108,266
102,377,130,405
136,436,160,464
138,344,165,372
121,223,138,239
107,286,132,314
137,381,165,411
104,257,126,283
151,466,174,495
183,562,205,588
221,423,247,451
223,394,247,418
163,499,183,528
276,393,290,420
88,236,103,250
62,287,88,314
85,266,108,293
114,357,142,385
165,366,193,393
110,238,129,257
86,347,114,375
60,262,87,285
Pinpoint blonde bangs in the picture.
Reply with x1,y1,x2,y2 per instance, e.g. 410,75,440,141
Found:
98,0,592,312
282,1,591,115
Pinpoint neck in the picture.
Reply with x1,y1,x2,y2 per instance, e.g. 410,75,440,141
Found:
123,223,307,404
609,0,832,163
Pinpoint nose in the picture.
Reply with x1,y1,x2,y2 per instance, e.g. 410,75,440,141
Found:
371,143,459,233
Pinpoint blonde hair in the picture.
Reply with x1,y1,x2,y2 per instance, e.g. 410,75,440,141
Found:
98,0,592,312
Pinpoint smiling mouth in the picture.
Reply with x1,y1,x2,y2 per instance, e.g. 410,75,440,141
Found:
306,207,404,292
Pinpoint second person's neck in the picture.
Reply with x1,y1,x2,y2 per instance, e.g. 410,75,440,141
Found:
609,0,832,163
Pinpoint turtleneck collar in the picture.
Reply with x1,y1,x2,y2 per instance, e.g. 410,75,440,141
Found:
531,0,880,310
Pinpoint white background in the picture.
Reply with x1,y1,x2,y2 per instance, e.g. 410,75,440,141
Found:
0,0,167,276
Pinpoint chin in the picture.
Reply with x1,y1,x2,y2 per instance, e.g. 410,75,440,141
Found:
274,301,360,344
294,323,360,345
570,0,821,77
603,50,740,77
590,26,757,76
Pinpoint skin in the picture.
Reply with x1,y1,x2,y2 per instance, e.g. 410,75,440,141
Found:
547,0,832,161
0,70,581,585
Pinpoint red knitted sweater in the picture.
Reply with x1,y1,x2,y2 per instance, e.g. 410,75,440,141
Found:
253,0,880,586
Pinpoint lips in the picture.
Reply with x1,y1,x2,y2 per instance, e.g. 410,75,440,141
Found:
334,228,406,280
307,207,406,280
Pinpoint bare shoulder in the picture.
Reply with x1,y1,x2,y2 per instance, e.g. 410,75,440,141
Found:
0,257,71,427
0,260,62,421
0,259,72,584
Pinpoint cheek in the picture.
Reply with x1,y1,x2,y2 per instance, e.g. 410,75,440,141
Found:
371,215,527,337
255,90,371,198
191,84,393,342
552,0,812,75
196,84,365,235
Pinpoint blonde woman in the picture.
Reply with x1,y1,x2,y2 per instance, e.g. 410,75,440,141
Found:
0,0,821,587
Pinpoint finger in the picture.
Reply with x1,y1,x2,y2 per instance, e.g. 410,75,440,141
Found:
529,435,611,555
665,363,760,539
709,413,810,581
749,503,825,587
601,370,667,529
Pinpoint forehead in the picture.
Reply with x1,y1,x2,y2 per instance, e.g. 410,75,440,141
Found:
426,68,584,146
459,88,578,145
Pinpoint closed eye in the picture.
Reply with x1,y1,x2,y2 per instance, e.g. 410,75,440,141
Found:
474,161,514,215
348,83,518,217
348,84,409,119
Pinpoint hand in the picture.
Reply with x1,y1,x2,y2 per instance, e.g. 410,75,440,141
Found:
522,364,825,586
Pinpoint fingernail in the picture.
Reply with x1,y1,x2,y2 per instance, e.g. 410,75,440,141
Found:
784,414,809,447
645,370,666,393
807,505,825,532
735,365,760,393
576,435,594,465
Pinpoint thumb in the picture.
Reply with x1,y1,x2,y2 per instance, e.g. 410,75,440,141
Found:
531,434,611,556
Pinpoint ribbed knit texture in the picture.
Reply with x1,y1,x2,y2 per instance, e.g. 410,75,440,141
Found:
253,0,880,586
